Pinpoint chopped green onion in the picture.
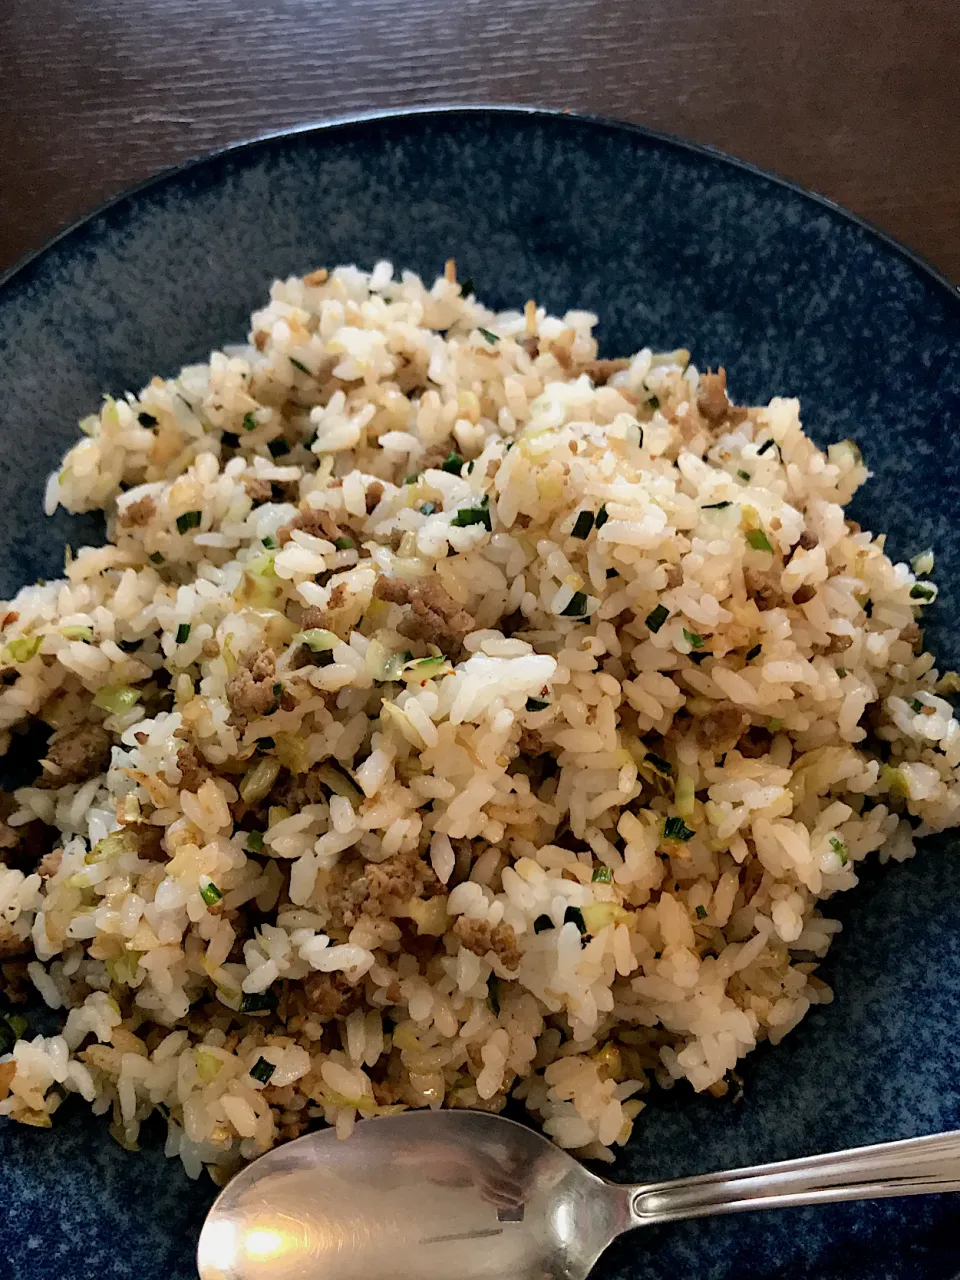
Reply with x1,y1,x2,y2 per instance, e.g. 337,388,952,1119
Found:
745,643,762,661
199,880,222,907
534,914,554,933
239,992,275,1015
459,277,475,298
333,536,355,550
5,1013,28,1040
249,1055,276,1084
466,460,475,475
262,535,278,550
246,830,265,853
117,638,143,653
6,635,41,663
682,628,705,649
176,510,202,534
272,682,283,700
451,503,492,530
757,438,781,457
525,697,549,712
837,667,848,678
645,604,669,633
737,469,751,481
646,752,672,775
746,528,774,553
61,625,93,643
907,697,924,714
767,717,784,732
268,438,290,458
606,568,619,579
478,328,498,344
404,473,419,485
695,904,708,920
289,357,311,375
702,500,732,510
487,974,500,1015
92,684,140,714
149,552,165,565
571,510,595,539
137,411,158,428
648,395,660,410
663,816,695,842
242,412,258,432
674,772,696,818
564,906,587,935
296,628,338,653
195,1050,222,1083
441,451,464,474
829,836,849,865
910,583,936,602
591,866,613,883
560,591,588,617
419,502,438,516
175,623,191,644
595,504,609,529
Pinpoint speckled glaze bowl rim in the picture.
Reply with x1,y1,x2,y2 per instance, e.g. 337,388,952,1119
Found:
2,105,958,307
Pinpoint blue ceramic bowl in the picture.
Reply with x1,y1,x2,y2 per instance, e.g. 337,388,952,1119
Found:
1,108,959,1280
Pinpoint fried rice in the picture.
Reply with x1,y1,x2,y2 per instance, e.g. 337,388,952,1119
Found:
0,260,957,1179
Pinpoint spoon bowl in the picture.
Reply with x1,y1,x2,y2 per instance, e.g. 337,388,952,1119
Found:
198,1111,960,1280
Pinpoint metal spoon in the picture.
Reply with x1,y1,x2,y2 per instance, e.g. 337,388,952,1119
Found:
197,1110,960,1280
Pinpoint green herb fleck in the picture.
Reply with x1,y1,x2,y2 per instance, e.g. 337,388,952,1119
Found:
268,438,290,458
242,412,258,432
441,451,464,474
745,643,762,661
646,753,672,775
560,591,588,618
907,698,925,714
767,717,784,732
564,906,587,935
149,552,164,565
175,623,191,644
737,469,751,482
591,866,613,883
571,510,595,539
645,604,669,633
534,914,554,933
663,816,695,842
702,500,732,510
137,412,158,428
262,535,278,550
746,528,774,553
837,667,848,678
683,627,705,649
249,1056,276,1084
829,836,849,865
117,638,143,653
910,583,936,602
404,473,419,485
333,536,355,550
246,831,265,853
487,975,500,1015
239,992,276,1016
757,438,781,458
459,277,475,298
695,904,708,920
200,880,222,907
648,395,660,410
451,503,492,531
289,357,311,375
61,625,93,643
176,510,201,535
525,697,549,712
478,328,499,344
595,504,609,529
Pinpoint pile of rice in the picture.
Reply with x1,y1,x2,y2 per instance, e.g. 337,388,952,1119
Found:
1,260,957,1180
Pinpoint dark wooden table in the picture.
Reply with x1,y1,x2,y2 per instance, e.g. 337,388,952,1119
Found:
2,0,958,283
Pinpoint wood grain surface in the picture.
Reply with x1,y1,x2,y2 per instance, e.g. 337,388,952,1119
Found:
1,0,958,282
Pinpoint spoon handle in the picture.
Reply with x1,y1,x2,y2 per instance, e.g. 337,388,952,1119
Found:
629,1129,960,1224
